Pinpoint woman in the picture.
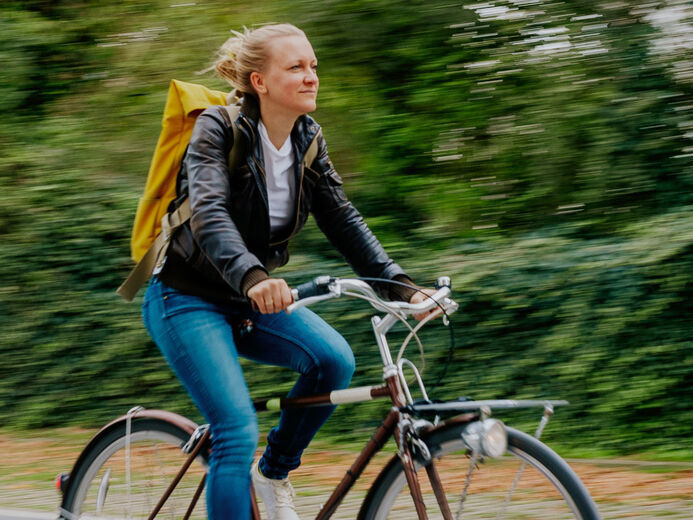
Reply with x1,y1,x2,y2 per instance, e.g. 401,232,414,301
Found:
143,23,431,520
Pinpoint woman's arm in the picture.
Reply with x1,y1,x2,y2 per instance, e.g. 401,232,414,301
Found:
185,107,267,295
309,133,417,301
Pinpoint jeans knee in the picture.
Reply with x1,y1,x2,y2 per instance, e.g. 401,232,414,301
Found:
319,338,355,389
210,415,259,469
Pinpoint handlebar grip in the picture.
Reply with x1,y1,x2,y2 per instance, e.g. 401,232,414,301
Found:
292,276,332,300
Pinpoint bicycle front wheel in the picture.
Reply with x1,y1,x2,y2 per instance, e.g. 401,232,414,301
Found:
60,416,209,519
359,423,600,520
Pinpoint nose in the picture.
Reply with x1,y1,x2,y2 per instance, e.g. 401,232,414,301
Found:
304,68,318,85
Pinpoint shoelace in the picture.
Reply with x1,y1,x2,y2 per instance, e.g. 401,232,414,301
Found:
272,478,297,509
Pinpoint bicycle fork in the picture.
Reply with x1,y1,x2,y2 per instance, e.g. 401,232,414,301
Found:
386,369,454,520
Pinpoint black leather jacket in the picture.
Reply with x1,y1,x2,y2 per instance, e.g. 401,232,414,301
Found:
158,94,408,303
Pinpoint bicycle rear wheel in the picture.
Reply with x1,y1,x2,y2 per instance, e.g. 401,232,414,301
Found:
359,423,600,520
60,417,209,519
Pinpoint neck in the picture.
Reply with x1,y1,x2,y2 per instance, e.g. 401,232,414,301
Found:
259,102,297,149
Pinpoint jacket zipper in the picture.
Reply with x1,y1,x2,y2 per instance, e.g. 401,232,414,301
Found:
241,114,319,247
270,159,304,247
269,131,320,247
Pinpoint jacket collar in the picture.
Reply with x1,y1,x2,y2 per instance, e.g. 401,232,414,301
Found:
239,93,319,156
239,92,261,127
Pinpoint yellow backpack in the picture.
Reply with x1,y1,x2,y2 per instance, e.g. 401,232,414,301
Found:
116,79,240,301
131,79,232,263
117,79,318,301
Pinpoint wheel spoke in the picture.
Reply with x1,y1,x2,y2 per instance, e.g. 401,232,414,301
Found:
363,425,599,520
455,449,478,520
61,420,209,519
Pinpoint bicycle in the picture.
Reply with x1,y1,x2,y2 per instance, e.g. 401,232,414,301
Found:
56,276,601,519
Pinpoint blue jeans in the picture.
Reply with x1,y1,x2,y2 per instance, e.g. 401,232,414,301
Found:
142,277,355,520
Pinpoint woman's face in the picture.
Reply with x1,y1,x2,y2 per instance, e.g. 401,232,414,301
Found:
255,35,319,117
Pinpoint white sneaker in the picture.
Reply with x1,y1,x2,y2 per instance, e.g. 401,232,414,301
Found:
251,460,300,520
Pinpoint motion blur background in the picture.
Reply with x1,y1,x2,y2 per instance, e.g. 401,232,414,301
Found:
1,0,692,458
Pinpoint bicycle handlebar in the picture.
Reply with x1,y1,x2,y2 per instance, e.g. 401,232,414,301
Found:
287,276,458,317
292,276,334,300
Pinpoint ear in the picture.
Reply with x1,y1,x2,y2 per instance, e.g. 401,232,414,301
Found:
250,71,267,95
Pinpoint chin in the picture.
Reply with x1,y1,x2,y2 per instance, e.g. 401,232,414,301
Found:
299,102,317,114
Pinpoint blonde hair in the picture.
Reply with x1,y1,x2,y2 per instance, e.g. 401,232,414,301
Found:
215,24,306,95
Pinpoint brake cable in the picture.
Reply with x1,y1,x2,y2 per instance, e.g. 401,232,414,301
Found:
354,276,457,397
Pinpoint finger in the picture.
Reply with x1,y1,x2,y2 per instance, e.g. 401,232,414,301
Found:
261,290,275,314
270,284,284,314
247,289,262,313
271,280,292,312
247,284,267,313
257,298,268,314
280,283,293,309
414,306,442,322
428,307,443,320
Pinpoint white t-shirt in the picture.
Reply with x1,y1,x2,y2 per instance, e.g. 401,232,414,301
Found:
258,120,296,236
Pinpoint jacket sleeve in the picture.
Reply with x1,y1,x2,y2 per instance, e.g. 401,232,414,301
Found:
309,133,409,297
185,106,266,294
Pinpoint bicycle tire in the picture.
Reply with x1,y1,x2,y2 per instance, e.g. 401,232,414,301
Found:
359,423,600,520
60,416,209,519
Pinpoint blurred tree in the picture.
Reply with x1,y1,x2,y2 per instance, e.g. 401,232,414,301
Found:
0,0,691,457
291,0,693,240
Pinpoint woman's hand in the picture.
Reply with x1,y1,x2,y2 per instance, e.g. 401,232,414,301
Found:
247,278,294,314
409,288,441,322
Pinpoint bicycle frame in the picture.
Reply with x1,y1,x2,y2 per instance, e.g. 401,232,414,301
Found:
149,385,468,520
98,278,569,520
144,287,460,520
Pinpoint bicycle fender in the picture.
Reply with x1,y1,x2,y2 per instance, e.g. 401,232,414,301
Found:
57,409,199,501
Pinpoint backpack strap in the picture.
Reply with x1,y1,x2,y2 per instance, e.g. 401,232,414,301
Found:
305,128,320,170
224,104,244,171
116,200,191,301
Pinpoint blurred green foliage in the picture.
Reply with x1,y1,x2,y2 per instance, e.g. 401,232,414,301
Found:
1,0,692,456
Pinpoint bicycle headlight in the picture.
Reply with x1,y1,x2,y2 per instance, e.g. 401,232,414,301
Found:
461,418,508,458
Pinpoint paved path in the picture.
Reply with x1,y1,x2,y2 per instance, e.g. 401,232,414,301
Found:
3,460,693,519
0,510,54,520
1,429,692,518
